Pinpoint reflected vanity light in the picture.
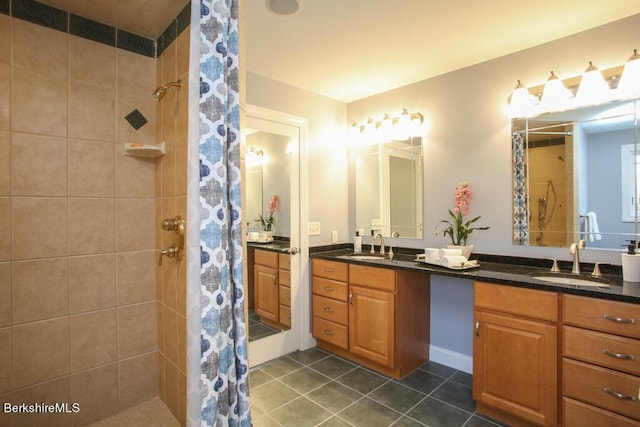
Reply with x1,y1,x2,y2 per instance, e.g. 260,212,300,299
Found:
350,109,424,145
246,147,264,167
508,48,640,118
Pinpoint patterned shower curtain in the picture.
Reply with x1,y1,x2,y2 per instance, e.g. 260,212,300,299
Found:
512,132,529,245
198,0,251,426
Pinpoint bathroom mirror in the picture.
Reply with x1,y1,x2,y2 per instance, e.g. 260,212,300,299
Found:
355,136,424,239
512,98,640,249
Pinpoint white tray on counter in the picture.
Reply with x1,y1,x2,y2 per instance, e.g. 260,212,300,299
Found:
415,255,479,270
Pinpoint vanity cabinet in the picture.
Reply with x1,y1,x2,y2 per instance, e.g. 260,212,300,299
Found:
253,249,290,328
473,281,558,427
311,259,430,378
278,253,291,327
562,294,640,425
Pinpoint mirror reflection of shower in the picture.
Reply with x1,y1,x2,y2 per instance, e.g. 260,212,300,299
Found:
536,178,557,242
152,79,182,101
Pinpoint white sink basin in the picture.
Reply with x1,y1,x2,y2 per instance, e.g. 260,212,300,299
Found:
532,275,611,288
348,255,385,261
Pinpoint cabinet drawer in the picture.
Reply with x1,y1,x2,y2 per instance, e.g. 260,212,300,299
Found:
313,316,348,349
312,259,348,281
279,269,290,287
279,305,291,327
564,294,640,339
279,285,291,307
474,281,558,322
255,249,278,268
313,295,348,325
563,358,640,421
563,397,640,427
564,325,640,376
278,253,290,270
349,264,395,292
312,277,348,301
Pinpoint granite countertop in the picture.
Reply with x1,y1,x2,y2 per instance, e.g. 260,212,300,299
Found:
309,248,640,304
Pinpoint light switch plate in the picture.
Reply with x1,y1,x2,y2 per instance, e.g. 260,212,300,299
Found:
308,222,321,235
331,230,338,243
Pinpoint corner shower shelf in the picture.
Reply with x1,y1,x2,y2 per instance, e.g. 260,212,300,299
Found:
124,142,166,158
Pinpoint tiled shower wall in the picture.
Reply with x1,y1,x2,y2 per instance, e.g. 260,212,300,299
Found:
0,13,160,427
155,26,189,427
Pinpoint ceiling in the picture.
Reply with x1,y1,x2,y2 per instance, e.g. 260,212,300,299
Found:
37,0,639,103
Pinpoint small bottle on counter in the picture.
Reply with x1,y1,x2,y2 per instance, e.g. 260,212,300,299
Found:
354,231,362,253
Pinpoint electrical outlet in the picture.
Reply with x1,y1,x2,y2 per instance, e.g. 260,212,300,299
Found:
308,222,321,235
331,230,338,243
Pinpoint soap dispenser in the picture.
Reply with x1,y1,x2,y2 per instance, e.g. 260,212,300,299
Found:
621,240,640,282
354,231,362,253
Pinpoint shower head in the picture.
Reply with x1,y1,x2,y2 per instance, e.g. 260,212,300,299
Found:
152,79,183,101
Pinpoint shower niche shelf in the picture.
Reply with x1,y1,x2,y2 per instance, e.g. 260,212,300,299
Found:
124,142,165,158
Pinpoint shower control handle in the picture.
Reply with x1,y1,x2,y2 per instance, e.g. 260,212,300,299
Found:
161,215,185,261
158,245,179,266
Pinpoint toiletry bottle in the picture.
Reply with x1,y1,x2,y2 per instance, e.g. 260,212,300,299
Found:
354,231,362,253
622,240,640,282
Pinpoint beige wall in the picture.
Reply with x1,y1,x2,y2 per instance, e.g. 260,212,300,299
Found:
155,26,190,427
0,15,159,427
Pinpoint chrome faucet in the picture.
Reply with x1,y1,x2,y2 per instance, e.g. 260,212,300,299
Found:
374,233,385,256
569,240,585,274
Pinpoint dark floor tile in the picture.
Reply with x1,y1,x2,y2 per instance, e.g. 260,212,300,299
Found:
318,416,353,426
407,397,471,427
336,367,389,394
259,357,303,378
250,380,301,413
399,368,446,394
280,367,331,394
464,414,506,427
431,380,475,413
249,368,274,388
286,347,331,366
339,397,402,427
368,381,426,413
310,355,358,379
451,371,473,388
249,323,279,341
250,413,281,427
307,381,363,413
419,361,457,378
269,396,332,427
392,416,427,426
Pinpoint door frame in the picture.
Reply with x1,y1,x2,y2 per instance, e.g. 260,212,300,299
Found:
245,105,312,366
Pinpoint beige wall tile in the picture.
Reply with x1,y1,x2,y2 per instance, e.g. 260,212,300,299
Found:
157,353,166,402
11,133,67,196
0,198,9,261
0,263,10,327
117,250,156,305
71,363,118,426
162,305,178,366
164,359,180,421
0,391,12,427
11,20,68,77
116,198,156,251
161,42,177,84
70,309,117,372
12,197,68,260
0,327,11,393
69,139,115,197
119,352,158,409
160,138,176,197
12,377,71,427
0,65,9,131
176,77,188,138
157,301,164,354
117,50,157,95
0,131,9,194
69,254,116,314
69,198,115,255
161,256,178,310
179,371,187,426
177,314,186,374
12,258,69,324
70,35,116,85
175,134,188,196
176,256,186,316
69,80,116,142
13,318,70,388
0,15,9,66
116,144,157,197
176,30,190,79
11,69,67,137
118,302,157,358
116,91,157,146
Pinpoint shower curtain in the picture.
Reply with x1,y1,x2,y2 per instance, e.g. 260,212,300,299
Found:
512,132,529,245
187,0,251,426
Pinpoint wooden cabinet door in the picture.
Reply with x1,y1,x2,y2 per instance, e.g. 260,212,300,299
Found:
349,285,395,368
254,264,279,322
473,310,557,427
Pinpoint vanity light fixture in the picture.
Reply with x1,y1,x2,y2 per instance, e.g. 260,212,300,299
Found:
350,109,424,145
575,61,610,106
618,49,640,98
508,48,640,118
246,147,264,167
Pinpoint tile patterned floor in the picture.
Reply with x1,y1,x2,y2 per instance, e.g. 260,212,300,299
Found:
249,348,507,427
249,309,281,342
86,397,180,427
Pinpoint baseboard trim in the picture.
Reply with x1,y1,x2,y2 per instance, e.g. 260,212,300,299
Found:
429,345,472,374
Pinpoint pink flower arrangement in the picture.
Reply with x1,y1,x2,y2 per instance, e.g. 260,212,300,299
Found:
436,181,489,245
256,194,279,231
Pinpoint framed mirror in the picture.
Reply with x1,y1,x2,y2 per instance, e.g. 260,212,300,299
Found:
512,98,640,249
355,136,424,239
